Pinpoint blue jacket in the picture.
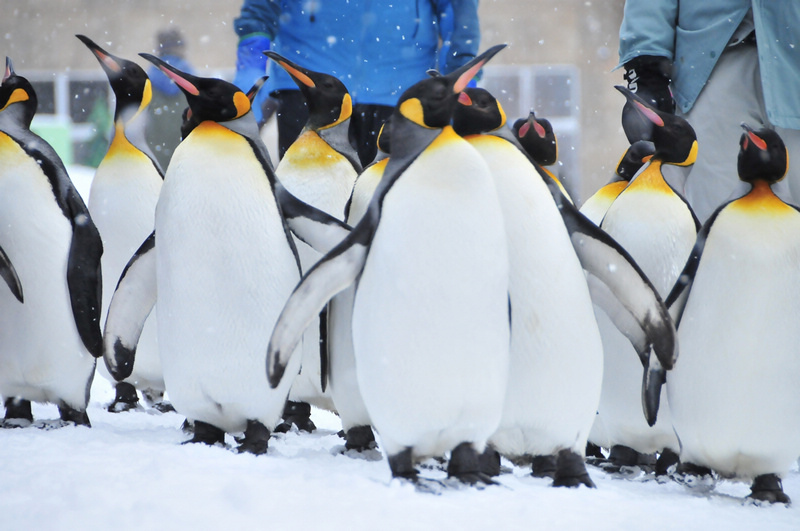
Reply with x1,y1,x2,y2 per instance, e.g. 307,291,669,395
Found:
234,0,480,107
619,0,800,130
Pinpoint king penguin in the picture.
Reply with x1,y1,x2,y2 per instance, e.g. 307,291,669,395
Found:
0,58,103,427
452,87,677,487
102,55,349,454
591,86,700,475
327,119,392,452
265,52,362,432
267,45,512,488
510,110,572,202
76,35,166,413
666,124,800,505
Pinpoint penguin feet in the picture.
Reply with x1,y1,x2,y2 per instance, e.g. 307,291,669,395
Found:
107,382,142,413
596,445,654,476
140,388,165,407
552,449,596,489
389,447,419,481
183,420,225,447
672,462,716,492
236,420,270,455
2,397,33,428
655,448,680,478
530,454,557,479
273,401,316,433
747,474,791,505
585,442,606,460
151,401,176,414
344,425,378,452
447,442,497,487
57,403,91,427
479,446,502,477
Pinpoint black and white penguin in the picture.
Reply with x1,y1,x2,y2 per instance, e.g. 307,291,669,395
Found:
268,45,511,488
452,87,677,487
666,124,800,505
265,52,362,432
580,140,655,226
327,120,392,452
0,58,103,427
591,86,700,475
76,35,166,413
103,55,349,454
510,110,572,201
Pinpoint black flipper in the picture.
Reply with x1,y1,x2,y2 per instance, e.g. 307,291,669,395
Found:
102,232,157,381
0,244,22,302
274,183,352,254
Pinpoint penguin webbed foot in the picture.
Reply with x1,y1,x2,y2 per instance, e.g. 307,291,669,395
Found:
107,381,142,413
343,425,378,452
182,420,226,447
552,449,596,488
273,401,316,433
655,448,680,478
746,474,791,506
235,420,270,455
2,397,33,427
58,402,91,427
530,454,558,479
447,442,498,488
671,462,716,492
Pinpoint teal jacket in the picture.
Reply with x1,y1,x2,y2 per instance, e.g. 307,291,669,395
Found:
619,0,800,130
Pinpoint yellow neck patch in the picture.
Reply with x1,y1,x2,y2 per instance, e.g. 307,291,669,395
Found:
496,100,507,129
628,160,674,195
107,122,140,158
0,87,29,112
281,131,345,169
729,179,795,217
319,93,353,131
399,98,434,129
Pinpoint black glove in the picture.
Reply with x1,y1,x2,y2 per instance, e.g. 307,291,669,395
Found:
623,55,675,114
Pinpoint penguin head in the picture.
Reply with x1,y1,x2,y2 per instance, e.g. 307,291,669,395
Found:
396,44,506,129
616,140,655,181
452,87,506,136
0,58,37,128
76,35,151,124
616,85,697,166
513,111,558,166
264,52,352,131
140,53,251,124
738,123,788,185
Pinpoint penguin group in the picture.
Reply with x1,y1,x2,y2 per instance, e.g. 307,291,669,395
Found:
0,34,798,505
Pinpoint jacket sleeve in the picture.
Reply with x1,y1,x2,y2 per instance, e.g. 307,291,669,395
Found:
234,0,281,40
439,0,481,74
618,0,678,67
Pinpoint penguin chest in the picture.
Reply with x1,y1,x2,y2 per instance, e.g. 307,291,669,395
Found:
352,130,509,453
0,132,89,392
154,123,299,361
580,181,628,226
90,148,162,306
669,205,800,474
601,171,696,295
276,131,357,218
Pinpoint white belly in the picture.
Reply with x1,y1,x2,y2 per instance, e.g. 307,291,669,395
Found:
595,181,696,451
470,136,603,457
89,148,164,390
352,131,509,458
0,133,95,409
155,124,301,433
668,208,800,478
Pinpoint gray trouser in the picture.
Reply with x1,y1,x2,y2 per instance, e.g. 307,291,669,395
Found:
670,42,800,223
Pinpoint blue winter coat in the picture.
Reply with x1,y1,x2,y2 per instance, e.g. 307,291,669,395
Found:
619,0,800,130
234,0,480,107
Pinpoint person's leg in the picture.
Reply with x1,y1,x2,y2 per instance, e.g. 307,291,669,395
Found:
681,44,770,222
275,90,308,159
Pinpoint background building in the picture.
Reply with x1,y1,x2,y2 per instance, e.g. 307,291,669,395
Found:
0,0,628,203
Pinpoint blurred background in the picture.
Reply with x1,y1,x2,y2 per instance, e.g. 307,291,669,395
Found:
0,0,629,204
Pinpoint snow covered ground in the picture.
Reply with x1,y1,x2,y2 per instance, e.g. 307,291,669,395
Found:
2,376,799,530
2,166,797,530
